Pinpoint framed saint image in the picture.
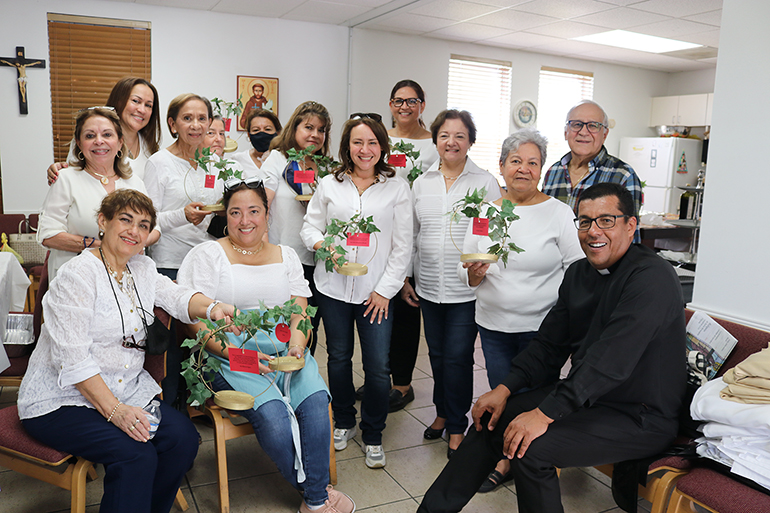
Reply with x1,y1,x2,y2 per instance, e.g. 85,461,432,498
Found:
237,75,278,131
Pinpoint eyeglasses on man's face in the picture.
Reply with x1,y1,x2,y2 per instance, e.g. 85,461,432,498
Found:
224,177,264,193
566,120,606,134
390,98,422,108
574,214,629,231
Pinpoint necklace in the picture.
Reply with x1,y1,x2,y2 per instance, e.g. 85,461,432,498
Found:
230,238,264,255
92,171,116,185
438,161,460,181
103,253,136,305
349,172,380,195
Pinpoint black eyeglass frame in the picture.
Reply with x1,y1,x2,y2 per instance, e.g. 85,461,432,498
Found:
224,177,264,193
349,112,383,123
574,214,630,231
390,98,423,108
565,120,607,134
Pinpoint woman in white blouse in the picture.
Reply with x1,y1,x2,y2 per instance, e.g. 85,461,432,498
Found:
301,114,412,470
20,189,235,513
413,109,502,457
177,179,355,513
38,107,158,281
144,93,223,280
230,108,282,178
383,79,440,413
47,77,161,184
459,128,583,492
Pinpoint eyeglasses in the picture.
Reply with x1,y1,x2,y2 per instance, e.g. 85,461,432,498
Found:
122,334,146,351
390,98,422,107
574,215,629,231
77,106,116,114
566,120,606,134
349,112,383,123
224,177,264,193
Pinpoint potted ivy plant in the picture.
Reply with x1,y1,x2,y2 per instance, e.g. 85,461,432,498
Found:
315,213,380,276
190,147,243,211
210,96,244,132
449,187,525,266
181,298,317,410
286,145,340,201
389,140,423,186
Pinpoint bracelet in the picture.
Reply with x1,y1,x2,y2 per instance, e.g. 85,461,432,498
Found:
206,300,222,323
107,400,122,423
83,236,87,249
288,345,305,352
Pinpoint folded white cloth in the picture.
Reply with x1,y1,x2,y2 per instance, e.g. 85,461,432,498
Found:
691,377,770,429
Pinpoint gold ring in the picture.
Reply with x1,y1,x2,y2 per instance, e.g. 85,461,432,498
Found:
129,425,135,431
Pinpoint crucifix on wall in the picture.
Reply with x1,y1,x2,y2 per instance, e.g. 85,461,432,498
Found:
0,47,46,115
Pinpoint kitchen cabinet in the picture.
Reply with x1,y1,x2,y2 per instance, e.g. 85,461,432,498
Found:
649,93,709,126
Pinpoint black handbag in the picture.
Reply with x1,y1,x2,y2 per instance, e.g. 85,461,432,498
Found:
132,270,171,356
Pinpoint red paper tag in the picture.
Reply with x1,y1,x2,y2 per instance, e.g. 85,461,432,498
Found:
275,323,291,343
204,174,216,188
388,154,407,167
473,217,489,236
346,233,370,247
228,348,261,374
294,169,315,183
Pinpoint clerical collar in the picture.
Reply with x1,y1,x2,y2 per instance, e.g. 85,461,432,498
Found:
597,268,610,275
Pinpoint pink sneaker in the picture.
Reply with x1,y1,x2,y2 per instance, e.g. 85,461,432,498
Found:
297,486,356,513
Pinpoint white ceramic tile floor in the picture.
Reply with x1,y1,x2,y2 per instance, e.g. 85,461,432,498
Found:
0,322,655,512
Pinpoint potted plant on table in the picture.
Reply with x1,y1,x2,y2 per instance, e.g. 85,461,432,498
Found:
315,213,380,276
449,187,525,267
285,145,340,201
191,147,243,212
389,140,423,186
181,298,317,410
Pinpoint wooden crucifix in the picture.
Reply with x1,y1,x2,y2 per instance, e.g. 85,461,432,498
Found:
0,47,46,115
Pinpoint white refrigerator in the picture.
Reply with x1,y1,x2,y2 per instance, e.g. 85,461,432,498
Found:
619,137,703,215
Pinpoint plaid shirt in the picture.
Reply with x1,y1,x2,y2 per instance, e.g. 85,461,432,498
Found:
543,146,642,242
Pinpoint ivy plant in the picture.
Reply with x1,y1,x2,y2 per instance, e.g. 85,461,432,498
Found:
390,140,423,186
193,147,243,182
181,298,317,406
286,144,340,191
315,213,380,272
449,187,525,267
210,95,244,120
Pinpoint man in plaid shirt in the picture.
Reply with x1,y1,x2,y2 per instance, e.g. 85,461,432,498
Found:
542,100,641,242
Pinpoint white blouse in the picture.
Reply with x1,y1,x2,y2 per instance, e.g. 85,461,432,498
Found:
261,151,314,266
144,148,224,269
17,251,196,420
412,157,501,303
177,241,311,309
458,197,583,333
301,173,413,304
37,166,149,281
388,136,439,184
230,149,272,181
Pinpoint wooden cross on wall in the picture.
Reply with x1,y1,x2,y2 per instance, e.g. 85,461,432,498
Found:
0,47,46,115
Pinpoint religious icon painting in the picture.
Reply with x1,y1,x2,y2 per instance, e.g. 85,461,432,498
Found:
237,76,278,131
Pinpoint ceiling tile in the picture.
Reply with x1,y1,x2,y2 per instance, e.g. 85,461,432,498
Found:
630,0,723,18
529,39,610,55
632,18,717,38
684,9,721,27
409,0,501,21
282,0,371,24
137,0,219,8
592,0,647,5
678,29,720,47
511,0,614,20
427,22,513,41
331,0,393,6
525,20,607,38
211,0,304,17
573,7,669,29
369,13,456,33
483,30,561,48
473,8,556,29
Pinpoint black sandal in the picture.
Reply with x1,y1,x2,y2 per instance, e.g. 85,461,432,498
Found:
478,469,513,493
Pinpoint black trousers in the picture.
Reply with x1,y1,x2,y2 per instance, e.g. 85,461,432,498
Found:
389,277,421,386
418,385,676,513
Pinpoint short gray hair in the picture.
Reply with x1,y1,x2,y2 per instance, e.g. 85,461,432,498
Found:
499,128,548,168
566,100,609,127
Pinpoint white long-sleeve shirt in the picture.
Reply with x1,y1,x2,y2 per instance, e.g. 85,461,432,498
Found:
412,157,501,303
388,136,439,183
458,196,583,332
301,173,413,303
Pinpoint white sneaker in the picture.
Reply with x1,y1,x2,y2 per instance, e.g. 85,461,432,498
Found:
362,444,386,468
333,427,357,451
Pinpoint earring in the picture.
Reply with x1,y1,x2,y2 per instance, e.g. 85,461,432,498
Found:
223,226,228,236
78,151,84,160
98,230,104,238
116,150,122,159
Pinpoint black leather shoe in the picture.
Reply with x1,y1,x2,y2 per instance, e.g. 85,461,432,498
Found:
388,386,415,412
478,469,513,493
447,446,456,459
355,385,365,401
423,426,445,440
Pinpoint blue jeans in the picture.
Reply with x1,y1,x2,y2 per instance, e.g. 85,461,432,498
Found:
315,291,393,446
23,401,199,513
419,297,478,434
213,375,331,507
477,326,537,389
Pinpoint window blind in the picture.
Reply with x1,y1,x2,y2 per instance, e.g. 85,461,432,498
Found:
447,55,512,179
48,14,151,162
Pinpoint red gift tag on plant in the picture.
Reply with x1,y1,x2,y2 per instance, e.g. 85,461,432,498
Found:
473,217,489,236
275,323,291,343
229,348,261,374
388,154,407,167
204,174,216,188
294,170,315,183
346,232,370,247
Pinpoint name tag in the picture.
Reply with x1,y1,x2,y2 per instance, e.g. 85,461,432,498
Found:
229,348,261,374
275,323,291,343
388,154,407,167
294,169,315,183
472,217,489,236
204,175,216,188
346,233,370,247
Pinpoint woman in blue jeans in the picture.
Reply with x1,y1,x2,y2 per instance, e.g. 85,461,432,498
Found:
301,114,412,469
459,128,583,491
409,109,502,458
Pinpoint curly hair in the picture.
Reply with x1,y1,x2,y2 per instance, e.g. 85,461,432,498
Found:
98,188,157,233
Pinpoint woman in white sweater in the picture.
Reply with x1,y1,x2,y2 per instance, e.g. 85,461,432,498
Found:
458,128,583,492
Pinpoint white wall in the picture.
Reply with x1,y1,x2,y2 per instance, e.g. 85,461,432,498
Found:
349,28,669,158
666,68,717,96
0,0,349,214
689,0,770,331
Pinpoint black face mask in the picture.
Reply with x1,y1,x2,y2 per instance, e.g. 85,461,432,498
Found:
249,131,276,152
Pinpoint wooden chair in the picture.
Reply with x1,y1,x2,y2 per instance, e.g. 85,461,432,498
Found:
666,466,770,513
192,397,337,513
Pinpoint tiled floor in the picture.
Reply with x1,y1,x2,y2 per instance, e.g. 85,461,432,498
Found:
0,327,654,512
